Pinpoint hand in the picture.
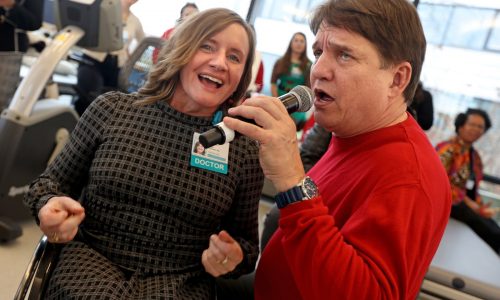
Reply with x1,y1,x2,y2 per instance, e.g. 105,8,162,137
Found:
478,202,498,219
463,196,481,211
201,230,243,277
224,95,305,192
38,196,85,243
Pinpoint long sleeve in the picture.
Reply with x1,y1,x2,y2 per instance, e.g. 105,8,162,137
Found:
24,93,115,223
2,0,42,31
255,61,264,92
221,139,264,277
0,0,42,51
255,116,450,300
263,183,444,299
436,140,466,204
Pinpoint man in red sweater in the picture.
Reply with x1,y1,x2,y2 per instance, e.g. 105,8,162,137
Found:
224,0,451,299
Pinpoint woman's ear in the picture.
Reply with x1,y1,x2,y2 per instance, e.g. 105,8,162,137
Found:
389,61,412,99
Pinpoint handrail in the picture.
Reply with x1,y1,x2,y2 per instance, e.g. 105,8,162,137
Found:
483,174,500,185
8,26,84,118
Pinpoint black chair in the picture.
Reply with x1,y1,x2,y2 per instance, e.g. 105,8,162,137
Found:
117,36,164,93
14,236,61,300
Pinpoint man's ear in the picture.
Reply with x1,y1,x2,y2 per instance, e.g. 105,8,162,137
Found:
389,61,412,98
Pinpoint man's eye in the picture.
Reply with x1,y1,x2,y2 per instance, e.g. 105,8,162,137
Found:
313,50,322,59
340,52,351,60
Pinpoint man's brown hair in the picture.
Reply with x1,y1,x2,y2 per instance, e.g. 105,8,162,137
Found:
310,0,426,104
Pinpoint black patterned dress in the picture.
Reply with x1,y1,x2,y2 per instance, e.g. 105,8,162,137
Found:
24,92,264,299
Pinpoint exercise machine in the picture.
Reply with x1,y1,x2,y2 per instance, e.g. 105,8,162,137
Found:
420,218,500,299
0,0,122,241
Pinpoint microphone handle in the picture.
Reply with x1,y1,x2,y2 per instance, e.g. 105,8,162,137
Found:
198,94,300,148
279,93,300,114
198,116,252,148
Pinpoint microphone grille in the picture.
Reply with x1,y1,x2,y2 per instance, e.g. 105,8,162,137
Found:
290,85,313,112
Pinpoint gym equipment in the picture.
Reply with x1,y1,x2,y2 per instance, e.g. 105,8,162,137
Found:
0,0,122,240
420,218,500,299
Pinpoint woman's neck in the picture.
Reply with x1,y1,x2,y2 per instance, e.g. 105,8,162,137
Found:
291,52,301,63
457,136,473,148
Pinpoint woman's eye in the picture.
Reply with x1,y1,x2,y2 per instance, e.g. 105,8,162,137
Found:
228,54,241,63
201,44,213,51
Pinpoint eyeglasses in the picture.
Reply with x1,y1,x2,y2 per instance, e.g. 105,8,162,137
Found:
464,122,485,130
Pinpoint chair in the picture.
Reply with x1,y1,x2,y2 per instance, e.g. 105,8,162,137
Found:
118,36,164,93
14,236,61,300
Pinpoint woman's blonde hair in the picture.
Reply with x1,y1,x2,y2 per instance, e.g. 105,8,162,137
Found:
137,8,255,107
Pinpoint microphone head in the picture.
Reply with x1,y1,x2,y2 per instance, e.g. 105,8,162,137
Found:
290,85,314,112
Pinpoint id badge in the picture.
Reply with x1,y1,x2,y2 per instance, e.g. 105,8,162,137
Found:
190,132,229,174
466,179,475,190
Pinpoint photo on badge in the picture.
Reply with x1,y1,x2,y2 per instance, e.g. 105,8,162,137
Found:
190,132,230,174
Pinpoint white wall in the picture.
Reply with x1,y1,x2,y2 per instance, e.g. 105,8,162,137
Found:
131,0,252,37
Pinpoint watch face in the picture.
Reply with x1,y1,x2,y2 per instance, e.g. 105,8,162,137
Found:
301,177,318,199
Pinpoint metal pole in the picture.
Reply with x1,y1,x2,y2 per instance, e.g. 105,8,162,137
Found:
246,0,257,23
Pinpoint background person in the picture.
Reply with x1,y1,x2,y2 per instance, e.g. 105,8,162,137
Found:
224,0,451,298
24,8,263,299
74,0,145,115
0,0,42,52
262,81,434,248
152,2,199,63
408,81,433,130
243,25,264,100
161,2,198,40
270,32,311,130
0,0,42,109
436,108,500,254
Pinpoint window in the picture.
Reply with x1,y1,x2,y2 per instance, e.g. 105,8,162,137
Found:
444,7,496,50
486,11,500,51
418,4,453,45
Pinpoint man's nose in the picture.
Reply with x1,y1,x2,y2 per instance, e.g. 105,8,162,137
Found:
311,55,333,82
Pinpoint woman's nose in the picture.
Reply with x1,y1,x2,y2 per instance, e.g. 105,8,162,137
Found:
209,51,228,71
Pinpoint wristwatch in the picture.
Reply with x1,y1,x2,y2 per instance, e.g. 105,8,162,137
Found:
275,176,319,209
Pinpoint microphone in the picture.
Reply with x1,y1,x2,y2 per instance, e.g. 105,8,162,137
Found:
199,85,314,148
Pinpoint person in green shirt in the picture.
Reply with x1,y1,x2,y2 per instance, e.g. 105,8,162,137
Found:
270,32,312,130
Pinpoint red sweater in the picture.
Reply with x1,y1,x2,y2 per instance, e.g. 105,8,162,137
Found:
255,116,451,299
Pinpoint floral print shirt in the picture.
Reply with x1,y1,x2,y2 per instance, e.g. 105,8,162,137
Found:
436,136,483,205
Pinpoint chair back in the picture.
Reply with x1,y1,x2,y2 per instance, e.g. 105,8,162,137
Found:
14,236,62,300
118,37,165,93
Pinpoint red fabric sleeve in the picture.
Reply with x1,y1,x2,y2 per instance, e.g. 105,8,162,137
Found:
152,28,174,63
300,114,315,142
255,61,264,92
278,187,436,299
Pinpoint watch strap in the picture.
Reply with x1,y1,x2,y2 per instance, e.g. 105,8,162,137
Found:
275,186,304,209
